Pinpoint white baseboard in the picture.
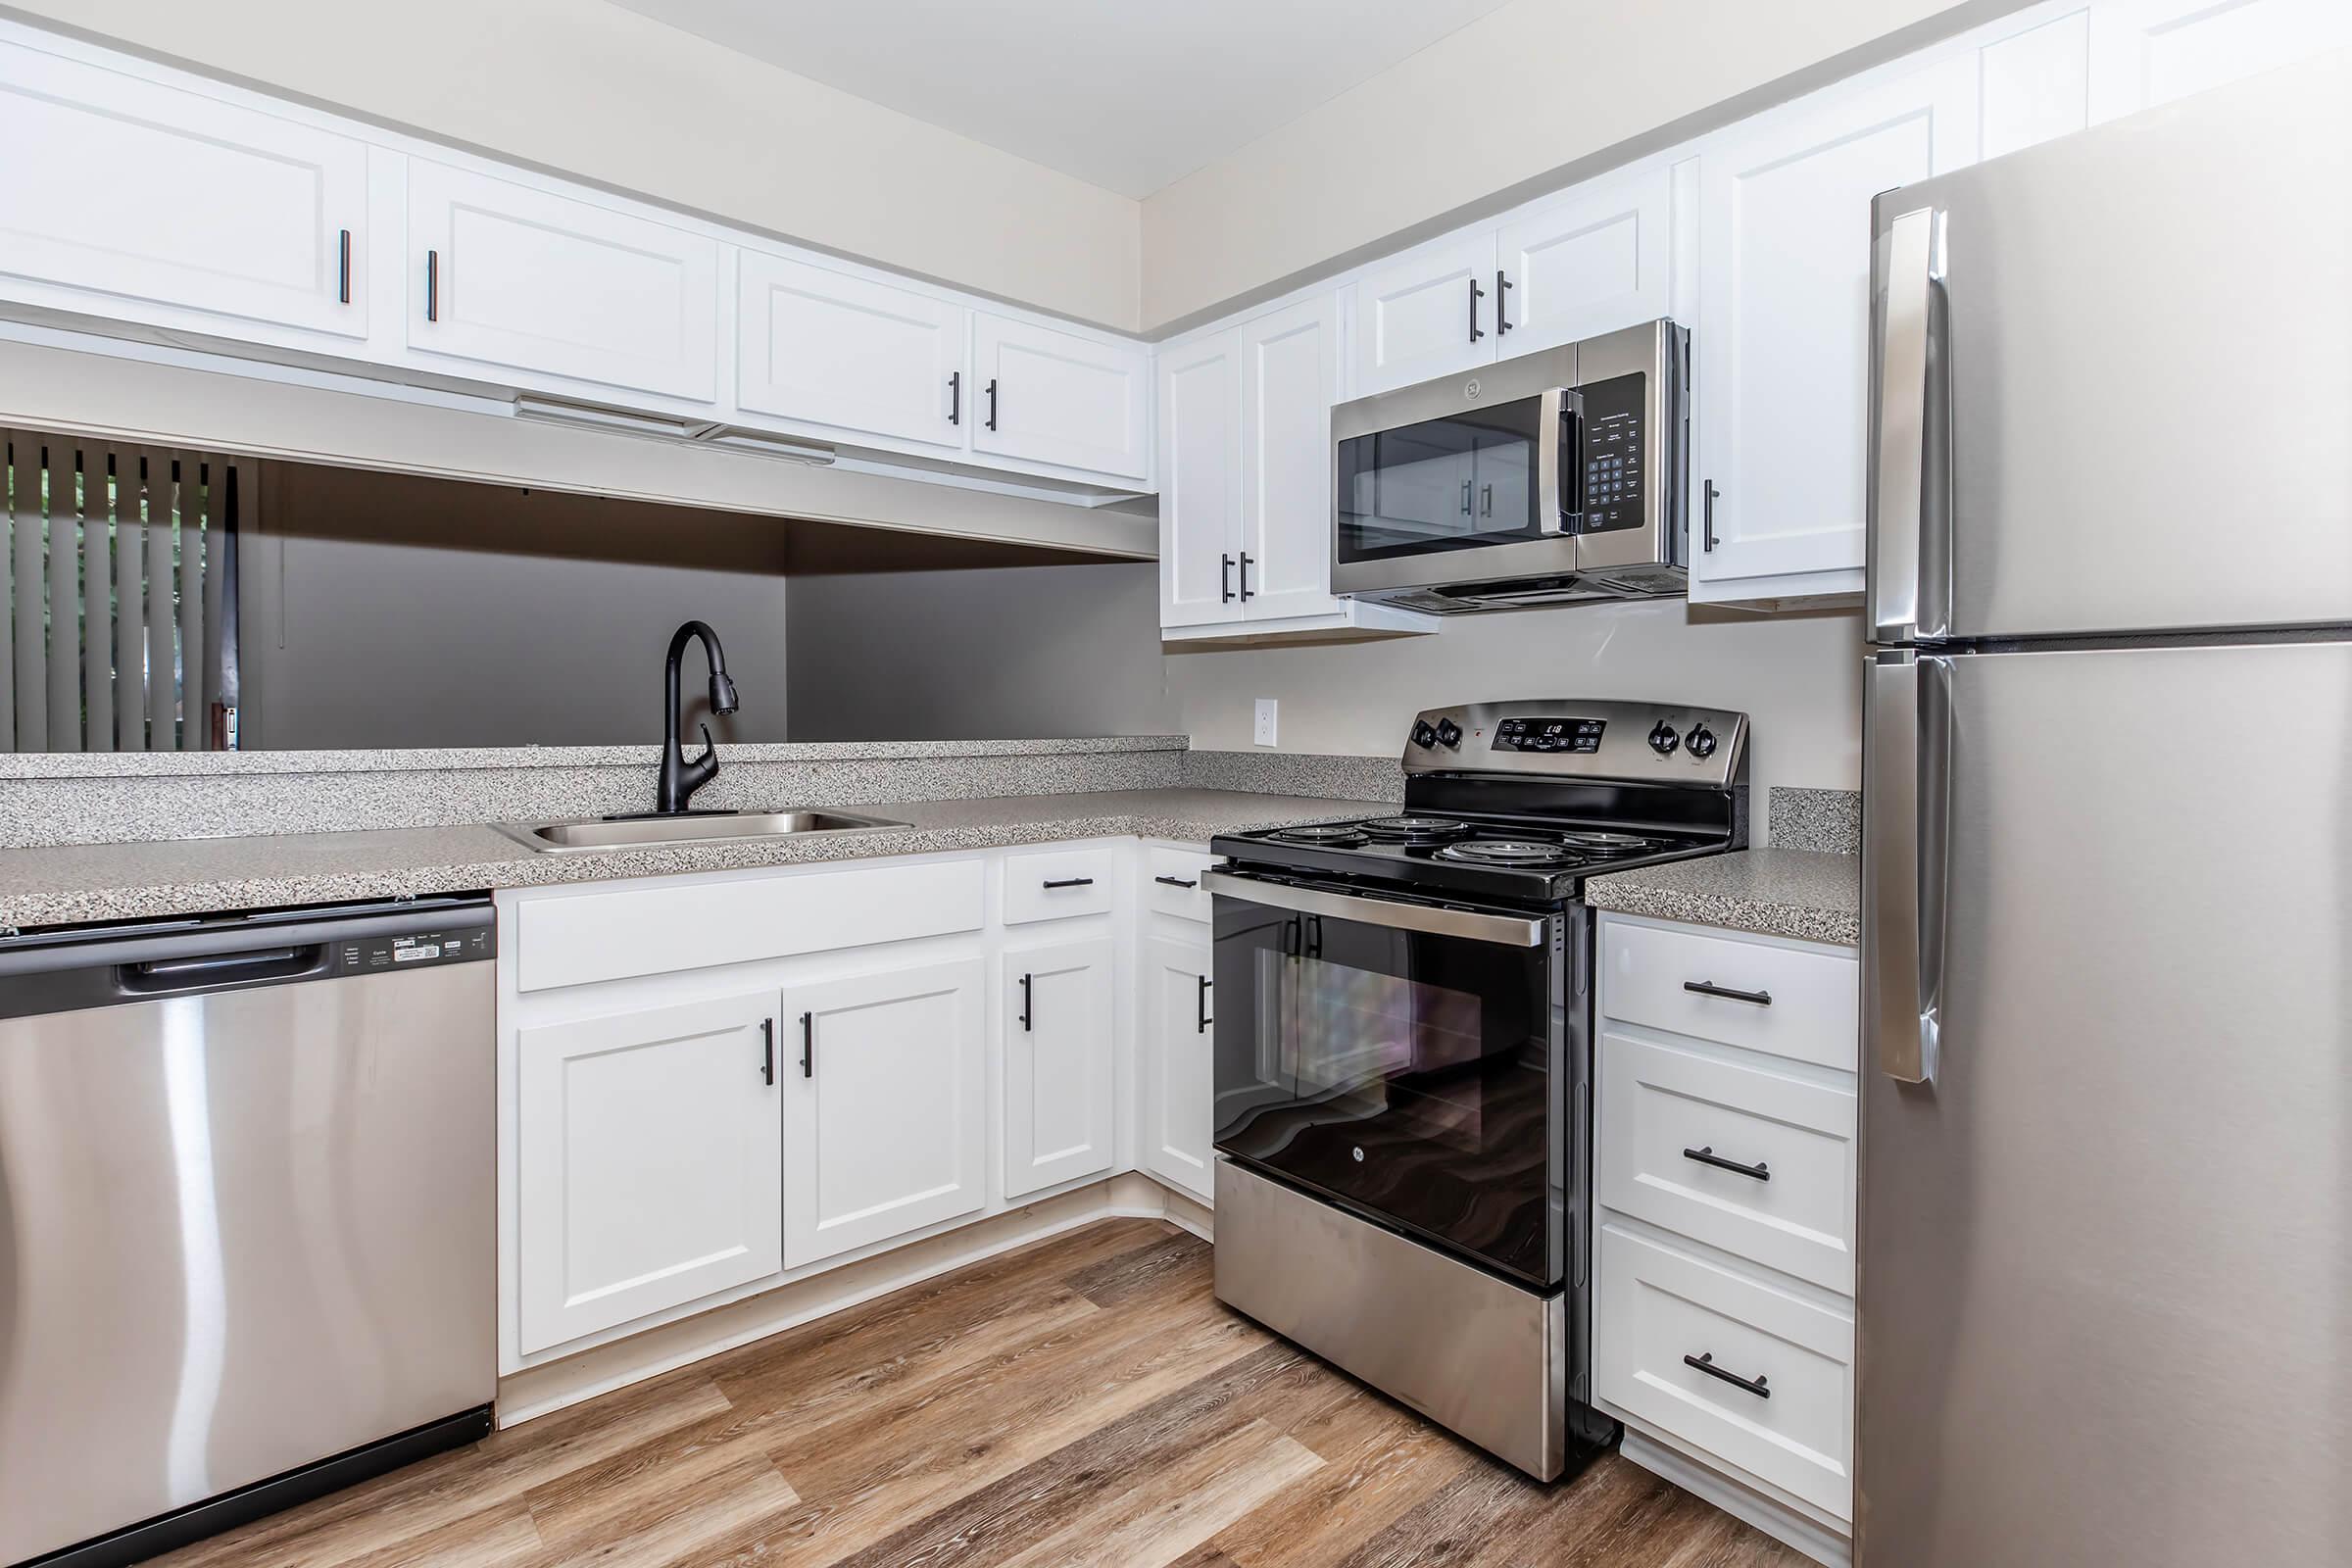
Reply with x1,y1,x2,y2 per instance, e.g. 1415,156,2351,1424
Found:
496,1170,1207,1429
1619,1430,1852,1567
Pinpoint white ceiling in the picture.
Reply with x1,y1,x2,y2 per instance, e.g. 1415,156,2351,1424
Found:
605,0,1518,199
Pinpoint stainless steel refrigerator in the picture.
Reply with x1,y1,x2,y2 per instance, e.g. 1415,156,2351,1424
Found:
1857,47,2352,1567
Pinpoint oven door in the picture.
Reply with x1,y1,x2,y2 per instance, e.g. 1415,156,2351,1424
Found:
1206,873,1569,1288
1332,385,1580,597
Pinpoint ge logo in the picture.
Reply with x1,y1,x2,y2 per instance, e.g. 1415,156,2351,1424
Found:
1464,378,1481,399
1352,1147,1366,1163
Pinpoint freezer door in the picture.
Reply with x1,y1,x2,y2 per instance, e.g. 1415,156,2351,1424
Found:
1857,640,2352,1566
1867,49,2352,642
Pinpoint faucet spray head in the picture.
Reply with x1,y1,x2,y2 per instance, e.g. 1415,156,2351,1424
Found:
710,669,740,715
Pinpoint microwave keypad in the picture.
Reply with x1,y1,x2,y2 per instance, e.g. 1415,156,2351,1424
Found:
1579,373,1645,534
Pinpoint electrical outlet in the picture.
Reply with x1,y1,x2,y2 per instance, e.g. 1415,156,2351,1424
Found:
1252,699,1279,748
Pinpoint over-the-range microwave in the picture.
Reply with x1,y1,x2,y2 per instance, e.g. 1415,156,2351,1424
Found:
1331,318,1689,612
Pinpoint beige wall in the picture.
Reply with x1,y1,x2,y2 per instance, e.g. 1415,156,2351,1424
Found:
10,0,1144,329
1141,0,2024,329
1166,603,1864,792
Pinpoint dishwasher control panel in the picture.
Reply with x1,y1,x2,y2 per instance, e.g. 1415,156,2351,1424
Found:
332,922,495,975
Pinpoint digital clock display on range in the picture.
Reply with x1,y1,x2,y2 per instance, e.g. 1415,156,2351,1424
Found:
1493,716,1605,754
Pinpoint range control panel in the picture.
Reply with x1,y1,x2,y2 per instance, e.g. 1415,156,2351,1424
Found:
1401,700,1748,787
328,922,495,976
1577,372,1646,535
1494,715,1606,754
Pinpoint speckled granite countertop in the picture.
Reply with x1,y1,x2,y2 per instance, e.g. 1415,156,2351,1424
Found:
1583,849,1860,948
0,790,1386,930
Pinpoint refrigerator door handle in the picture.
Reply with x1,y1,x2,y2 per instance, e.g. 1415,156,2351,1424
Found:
1864,650,1950,1083
1867,205,1950,643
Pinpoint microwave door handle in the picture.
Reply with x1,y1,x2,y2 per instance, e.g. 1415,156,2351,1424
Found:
1864,650,1950,1083
1537,386,1574,535
1200,870,1545,949
1868,205,1950,642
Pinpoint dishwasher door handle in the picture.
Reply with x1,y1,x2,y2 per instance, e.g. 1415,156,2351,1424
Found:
118,945,327,996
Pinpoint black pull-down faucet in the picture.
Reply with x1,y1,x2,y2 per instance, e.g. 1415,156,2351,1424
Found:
657,619,739,814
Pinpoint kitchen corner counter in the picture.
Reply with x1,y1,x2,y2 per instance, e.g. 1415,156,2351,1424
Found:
1583,849,1860,948
0,790,1386,930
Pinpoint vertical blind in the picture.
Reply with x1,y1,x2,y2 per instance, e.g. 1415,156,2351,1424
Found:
1,430,238,752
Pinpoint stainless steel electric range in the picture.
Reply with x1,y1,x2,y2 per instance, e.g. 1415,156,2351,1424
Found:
1204,699,1749,1481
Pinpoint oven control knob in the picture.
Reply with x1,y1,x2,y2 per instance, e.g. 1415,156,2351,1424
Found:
1686,724,1718,760
1434,717,1463,749
1411,719,1439,750
1647,720,1681,756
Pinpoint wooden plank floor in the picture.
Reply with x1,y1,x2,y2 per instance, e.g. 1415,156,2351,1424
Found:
151,1218,1810,1568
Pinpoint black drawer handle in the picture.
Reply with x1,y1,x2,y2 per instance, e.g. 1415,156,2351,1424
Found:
1685,979,1772,1006
1684,1146,1769,1182
1685,1352,1770,1399
1197,974,1212,1034
1042,877,1095,890
1154,875,1199,889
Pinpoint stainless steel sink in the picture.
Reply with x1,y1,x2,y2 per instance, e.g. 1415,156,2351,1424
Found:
499,808,908,854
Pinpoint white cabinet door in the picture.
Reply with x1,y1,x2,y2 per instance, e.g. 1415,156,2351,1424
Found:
2087,0,2352,122
1139,935,1215,1204
1351,230,1498,396
971,312,1151,478
1493,164,1675,356
406,160,718,402
1003,940,1117,1199
1156,329,1245,628
783,957,986,1268
1691,55,1981,600
1238,292,1346,621
515,992,782,1354
0,39,368,339
736,252,965,448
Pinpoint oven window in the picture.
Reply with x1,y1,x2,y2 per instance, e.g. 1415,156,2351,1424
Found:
1212,897,1562,1286
1336,397,1549,564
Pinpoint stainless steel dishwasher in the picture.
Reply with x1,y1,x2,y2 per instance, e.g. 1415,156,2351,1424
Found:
0,896,496,1568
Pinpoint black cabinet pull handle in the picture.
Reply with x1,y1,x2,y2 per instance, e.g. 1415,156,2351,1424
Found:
1042,876,1095,890
1495,270,1512,335
1468,275,1486,342
1702,479,1720,553
1684,1146,1770,1181
1154,875,1199,889
760,1017,775,1085
1197,974,1212,1034
425,248,438,322
1685,1352,1770,1399
338,228,352,305
1481,482,1493,517
1221,554,1236,604
985,377,999,431
1018,972,1034,1032
1460,479,1473,515
799,1010,813,1078
1238,553,1253,602
1685,979,1772,1006
948,369,961,426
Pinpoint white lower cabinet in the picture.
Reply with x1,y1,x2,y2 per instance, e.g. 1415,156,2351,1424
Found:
783,956,987,1268
1138,932,1216,1203
1003,940,1117,1199
515,991,783,1355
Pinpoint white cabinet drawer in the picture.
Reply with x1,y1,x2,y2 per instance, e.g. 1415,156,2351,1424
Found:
1142,845,1216,922
1598,1032,1856,1292
1596,1222,1854,1521
1601,918,1856,1069
1002,845,1116,925
515,858,984,991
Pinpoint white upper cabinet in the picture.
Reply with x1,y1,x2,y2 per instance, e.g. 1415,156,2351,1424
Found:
1237,292,1346,621
1156,329,1245,628
736,252,965,448
515,991,783,1354
0,38,368,340
1493,164,1676,356
1003,940,1117,1200
2087,0,2352,122
970,312,1151,479
782,957,986,1269
1352,230,1498,395
405,160,719,403
1689,54,1983,601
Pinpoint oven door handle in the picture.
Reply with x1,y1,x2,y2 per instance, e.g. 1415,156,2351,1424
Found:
1201,870,1547,949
